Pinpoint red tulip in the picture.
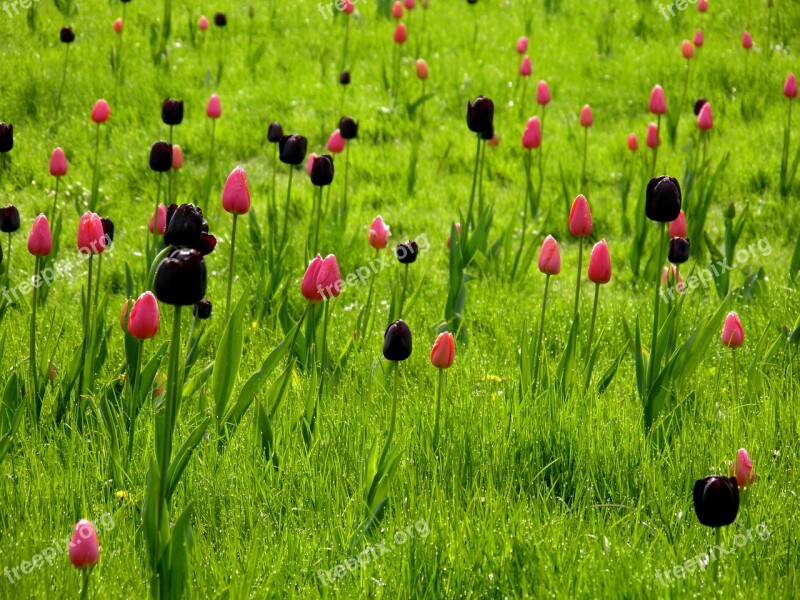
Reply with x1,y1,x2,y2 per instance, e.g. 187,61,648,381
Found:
521,117,541,150
681,39,694,59
649,85,667,115
627,133,639,152
536,81,551,106
517,36,528,54
394,23,408,44
128,291,160,340
430,332,455,369
416,59,429,80
646,122,661,149
519,56,532,77
222,166,251,215
587,239,611,284
537,235,561,275
730,448,756,488
172,145,183,170
343,0,355,13
698,0,708,12
784,73,798,99
580,104,593,127
302,254,342,302
721,312,744,348
50,147,68,177
369,215,391,249
77,212,106,254
91,99,110,124
392,1,403,18
697,102,713,130
68,520,99,569
149,204,167,235
404,0,415,9
568,195,592,237
114,18,123,34
27,214,52,256
206,93,221,119
694,29,704,47
668,210,687,238
742,31,753,50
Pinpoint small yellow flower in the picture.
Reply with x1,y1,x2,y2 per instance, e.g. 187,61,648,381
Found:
483,374,502,383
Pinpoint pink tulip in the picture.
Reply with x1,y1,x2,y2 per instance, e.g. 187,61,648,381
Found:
50,147,68,177
430,332,456,369
306,153,318,178
27,214,52,256
343,0,355,13
627,133,639,152
742,31,753,50
521,117,541,150
172,145,183,170
646,122,661,149
517,36,528,54
128,291,160,340
446,223,461,248
649,84,667,115
206,93,221,119
537,235,561,275
730,448,756,488
784,73,798,99
327,129,346,153
301,255,324,302
77,212,106,254
369,215,391,249
222,166,251,215
69,520,99,569
114,18,123,34
519,56,532,77
302,254,342,302
669,210,687,238
488,132,499,147
580,104,593,127
587,239,611,284
697,102,713,130
662,265,684,293
681,40,694,60
694,29,704,47
698,0,708,12
394,23,407,44
149,203,167,235
568,195,592,237
404,0,415,9
199,15,209,31
721,312,745,348
91,99,110,124
536,81,551,106
416,59,429,80
392,1,403,18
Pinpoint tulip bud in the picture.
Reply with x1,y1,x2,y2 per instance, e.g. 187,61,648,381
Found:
222,166,251,214
587,239,612,284
396,240,419,264
128,291,160,340
466,96,494,136
416,59,429,80
645,176,682,222
338,116,359,140
206,93,221,119
726,203,736,220
668,210,686,238
383,320,412,361
0,123,12,153
149,204,167,235
404,0,415,9
154,249,208,306
693,29,704,47
731,448,756,488
310,154,334,187
519,55,532,77
199,15,209,30
568,195,593,237
27,214,52,257
446,223,461,248
394,23,408,44
214,12,227,26
517,36,528,54
627,133,639,152
784,73,798,99
649,84,667,115
430,332,455,368
327,129,346,153
721,312,744,348
91,99,111,124
172,145,183,170
164,203,204,247
537,235,561,275
50,147,68,177
369,216,391,249
279,134,308,165
77,212,106,255
536,81,551,106
698,0,708,11
193,299,212,320
693,476,739,527
343,0,355,13
646,122,661,149
161,98,184,126
580,105,593,127
114,18,123,33
521,117,541,150
392,1,403,19
339,70,351,85
68,520,99,569
697,102,713,130
742,31,753,50
267,122,283,143
668,237,690,264
0,206,20,233
681,39,694,59
149,141,173,173
60,26,75,43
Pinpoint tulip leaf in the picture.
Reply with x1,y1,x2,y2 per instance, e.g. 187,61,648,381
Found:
166,417,210,502
183,362,213,399
0,374,23,464
597,343,628,396
212,289,248,429
257,401,279,470
557,313,580,393
139,342,169,409
168,501,194,600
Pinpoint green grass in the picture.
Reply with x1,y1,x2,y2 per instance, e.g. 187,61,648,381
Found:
1,0,799,597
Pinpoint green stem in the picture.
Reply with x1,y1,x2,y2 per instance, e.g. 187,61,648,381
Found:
715,527,722,582
80,569,90,600
732,349,740,402
398,263,409,320
94,253,103,310
312,186,322,255
587,283,600,357
279,166,294,259
651,114,661,177
648,224,666,390
225,213,238,321
573,237,583,317
50,177,60,223
29,256,40,418
512,150,532,278
465,135,481,232
533,274,550,393
54,44,70,130
581,126,589,189
380,363,401,467
90,123,101,212
157,306,183,529
127,338,143,463
432,367,444,454
6,232,11,291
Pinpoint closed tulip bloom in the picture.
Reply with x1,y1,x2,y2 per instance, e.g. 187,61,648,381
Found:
27,215,52,256
466,96,494,136
339,70,351,85
149,141,173,173
537,235,561,275
267,122,283,143
784,73,798,99
392,1,403,18
114,18,123,33
668,210,687,238
587,239,611,284
301,254,324,302
101,217,114,245
627,133,639,151
214,12,227,26
693,476,739,527
369,216,391,249
317,254,342,300
77,212,106,254
721,311,744,348
0,206,20,232
199,15,209,30
579,104,593,127
394,23,408,44
279,134,308,164
162,98,184,126
446,222,461,248
698,102,713,130
172,145,183,170
521,117,541,149
517,36,528,54
50,147,68,177
68,520,99,569
519,55,532,77
698,0,708,11
404,0,415,8
662,265,684,292
396,240,419,264
91,99,110,124
149,203,167,235
668,237,690,264
383,320,412,361
60,26,75,43
154,249,208,306
430,332,455,368
164,203,204,247
416,59,429,80
649,84,667,115
0,123,12,153
222,166,251,214
681,39,694,59
306,153,318,178
128,291,160,340
343,0,355,13
742,31,753,50
568,195,593,237
694,29,704,47
646,122,661,149
339,116,359,140
645,176,682,222
206,94,221,119
731,448,756,488
694,98,708,115
536,81,551,106
326,129,346,154
193,299,212,320
310,154,334,186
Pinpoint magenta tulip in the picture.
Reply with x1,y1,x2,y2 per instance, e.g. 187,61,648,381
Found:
128,291,160,340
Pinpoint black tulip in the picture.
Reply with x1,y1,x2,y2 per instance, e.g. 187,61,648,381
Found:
196,233,217,255
383,320,412,361
193,299,213,320
396,241,419,264
161,99,184,126
693,476,739,527
668,238,690,264
694,98,708,116
267,122,283,143
0,123,12,153
121,0,131,2
279,134,308,165
164,203,204,247
467,0,478,4
149,141,173,173
481,128,494,141
645,176,682,222
338,116,359,140
467,96,494,136
310,154,334,186
154,249,208,306
0,206,20,233
214,12,227,26
101,217,115,245
60,26,75,43
339,70,351,85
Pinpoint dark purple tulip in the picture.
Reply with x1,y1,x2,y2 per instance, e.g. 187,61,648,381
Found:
214,12,227,26
693,476,739,527
396,241,419,264
60,27,75,43
338,116,358,140
467,96,494,136
310,154,334,186
149,141,173,173
164,203,204,247
267,122,283,143
101,217,115,244
339,70,351,85
162,99,184,126
193,299,213,320
0,123,12,153
383,320,412,361
154,249,208,306
668,238,690,264
646,176,682,223
279,134,308,165
0,206,20,233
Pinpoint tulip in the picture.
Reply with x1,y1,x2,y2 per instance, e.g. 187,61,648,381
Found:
338,116,359,140
384,320,412,361
465,96,494,229
171,145,183,170
567,194,592,316
668,210,687,238
649,85,667,115
396,240,419,264
681,39,694,60
646,176,681,223
517,36,528,54
722,312,744,348
646,121,660,150
301,254,341,303
128,292,160,340
327,129,346,154
49,147,67,177
394,23,407,44
579,104,593,127
267,122,283,143
69,520,99,569
698,0,708,11
27,214,52,406
339,70,351,85
214,12,227,27
343,0,355,12
521,117,541,150
742,31,753,50
696,102,713,132
693,476,739,528
308,155,334,253
149,141,173,173
0,206,20,233
392,1,403,18
149,204,167,235
27,214,52,257
405,0,415,9
162,98,184,127
60,26,75,43
585,239,611,356
199,15,209,30
54,30,77,129
519,55,531,77
193,299,212,320
536,81,551,106
781,74,798,197
512,116,543,277
430,330,455,451
87,100,110,212
628,133,639,151
0,122,12,155
369,216,391,250
694,29,704,47
78,212,106,255
206,94,221,119
579,105,593,186
668,237,690,264
694,98,708,116
114,18,123,33
730,448,756,488
532,235,560,391
163,204,215,258
221,166,250,318
154,249,208,306
91,99,110,124
416,59,428,80
279,134,308,165
785,73,798,99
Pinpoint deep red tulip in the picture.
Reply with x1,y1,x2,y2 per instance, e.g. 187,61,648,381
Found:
536,81,551,106
519,56,532,77
649,84,667,115
206,93,221,119
568,195,592,237
50,147,68,177
77,212,106,254
91,99,110,124
697,102,713,130
394,23,408,44
369,215,391,249
627,133,639,151
430,332,455,369
537,235,561,275
521,117,541,149
646,122,661,149
580,104,593,127
784,73,798,99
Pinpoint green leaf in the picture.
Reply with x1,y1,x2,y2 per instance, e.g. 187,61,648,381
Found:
0,374,23,463
166,418,210,502
212,290,248,427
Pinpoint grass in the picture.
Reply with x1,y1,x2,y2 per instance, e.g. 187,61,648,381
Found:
0,0,799,597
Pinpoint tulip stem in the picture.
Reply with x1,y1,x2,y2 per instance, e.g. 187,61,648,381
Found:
511,150,531,279
279,166,294,260
648,224,667,391
312,187,322,256
398,263,409,320
147,173,163,270
581,126,589,189
380,364,400,468
94,254,103,311
732,349,740,402
587,283,600,359
432,367,445,455
79,255,94,396
270,144,278,266
54,44,70,131
127,338,143,463
714,527,722,582
573,237,583,317
466,135,481,232
342,143,350,222
651,114,661,177
477,137,487,217
29,255,40,420
780,99,792,197
50,177,60,223
158,306,183,537
5,232,11,291
533,274,550,395
79,569,90,600
225,213,238,321
204,119,217,209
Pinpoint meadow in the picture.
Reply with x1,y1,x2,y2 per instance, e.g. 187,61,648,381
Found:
0,0,799,597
